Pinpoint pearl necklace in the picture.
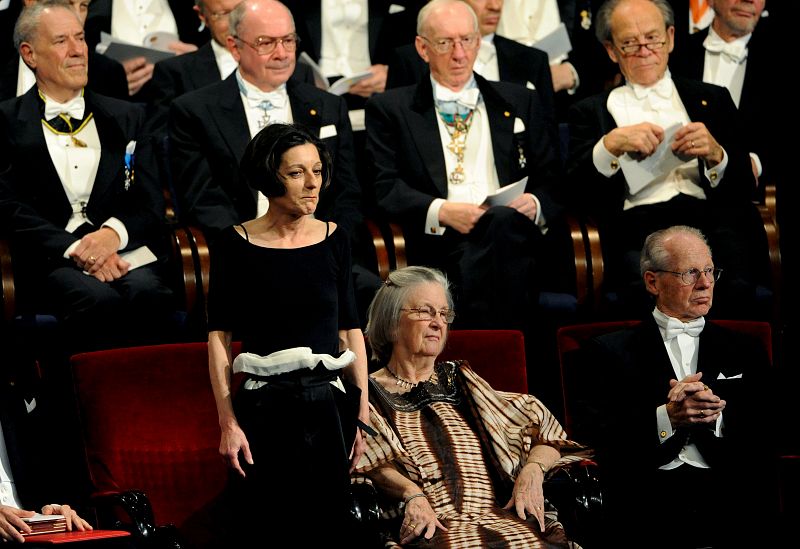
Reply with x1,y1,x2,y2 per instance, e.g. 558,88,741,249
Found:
386,366,418,389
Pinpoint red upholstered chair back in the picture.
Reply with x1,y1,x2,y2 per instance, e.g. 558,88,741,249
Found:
71,341,243,531
438,330,528,394
556,320,772,436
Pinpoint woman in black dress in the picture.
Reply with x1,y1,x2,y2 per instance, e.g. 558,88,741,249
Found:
206,123,369,543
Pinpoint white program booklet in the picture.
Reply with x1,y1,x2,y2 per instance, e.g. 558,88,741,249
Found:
96,31,175,64
532,22,573,62
298,52,372,95
619,123,688,196
482,177,527,207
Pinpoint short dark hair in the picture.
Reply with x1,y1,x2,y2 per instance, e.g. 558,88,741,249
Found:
239,123,332,198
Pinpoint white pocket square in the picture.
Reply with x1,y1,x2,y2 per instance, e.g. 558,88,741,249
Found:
319,124,337,139
717,372,743,380
526,81,536,90
389,4,405,14
513,117,525,133
25,398,36,413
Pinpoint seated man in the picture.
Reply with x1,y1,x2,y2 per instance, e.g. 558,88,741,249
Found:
0,0,128,101
386,0,558,142
670,0,782,188
146,0,315,135
84,0,204,96
0,367,137,547
366,0,564,330
168,0,363,238
566,0,763,318
0,2,174,352
571,225,777,547
284,0,422,103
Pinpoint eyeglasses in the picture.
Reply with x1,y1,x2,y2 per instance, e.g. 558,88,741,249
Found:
233,33,300,55
614,39,667,56
421,34,480,55
401,306,456,324
653,267,722,285
205,9,232,21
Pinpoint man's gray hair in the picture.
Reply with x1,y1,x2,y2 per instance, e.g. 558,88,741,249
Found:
417,0,478,36
366,266,453,364
13,0,75,51
595,0,674,43
640,225,711,276
228,0,294,37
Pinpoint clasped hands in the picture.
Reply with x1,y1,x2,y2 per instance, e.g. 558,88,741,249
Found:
0,503,92,543
439,193,538,234
666,372,726,428
604,122,724,167
69,227,130,282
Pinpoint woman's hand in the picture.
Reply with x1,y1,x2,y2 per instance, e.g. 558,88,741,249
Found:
349,427,367,472
503,463,546,530
399,494,447,544
219,421,253,477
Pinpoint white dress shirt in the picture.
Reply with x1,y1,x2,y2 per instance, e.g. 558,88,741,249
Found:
16,57,36,97
0,421,23,509
39,92,129,257
236,71,295,216
211,39,238,80
111,0,178,46
319,0,371,78
474,34,500,82
594,71,728,210
702,27,750,108
496,0,566,63
652,308,723,471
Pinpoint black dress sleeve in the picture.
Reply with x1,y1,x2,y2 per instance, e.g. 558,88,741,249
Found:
206,227,238,333
334,228,360,331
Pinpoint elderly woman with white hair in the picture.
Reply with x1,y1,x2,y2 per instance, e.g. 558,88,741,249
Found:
356,266,590,547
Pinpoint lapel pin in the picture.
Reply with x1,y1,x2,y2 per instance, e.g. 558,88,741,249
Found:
310,109,318,116
701,100,708,106
503,111,510,117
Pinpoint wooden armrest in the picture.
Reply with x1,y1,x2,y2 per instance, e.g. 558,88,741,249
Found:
565,215,603,311
0,239,15,324
169,225,210,324
364,219,407,280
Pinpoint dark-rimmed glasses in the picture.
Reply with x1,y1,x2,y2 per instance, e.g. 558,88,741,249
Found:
613,39,667,56
420,34,480,54
401,306,456,324
653,267,722,285
233,33,300,55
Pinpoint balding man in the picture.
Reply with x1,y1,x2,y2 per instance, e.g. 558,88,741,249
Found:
567,0,764,318
0,1,174,352
366,0,563,331
386,0,557,139
572,225,776,547
169,0,362,239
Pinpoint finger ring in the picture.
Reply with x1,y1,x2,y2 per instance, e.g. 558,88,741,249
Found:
88,256,97,263
691,140,695,148
703,384,709,391
409,523,416,529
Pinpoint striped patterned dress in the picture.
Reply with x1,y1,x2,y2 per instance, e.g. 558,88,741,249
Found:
357,361,590,548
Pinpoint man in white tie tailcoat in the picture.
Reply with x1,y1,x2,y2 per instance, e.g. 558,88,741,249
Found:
365,0,565,330
571,224,778,547
566,0,763,319
0,1,174,352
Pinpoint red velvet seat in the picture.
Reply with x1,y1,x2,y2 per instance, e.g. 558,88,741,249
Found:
70,331,527,536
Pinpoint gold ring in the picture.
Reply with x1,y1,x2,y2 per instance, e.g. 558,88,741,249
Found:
691,140,695,148
88,256,97,264
409,523,416,529
703,384,709,391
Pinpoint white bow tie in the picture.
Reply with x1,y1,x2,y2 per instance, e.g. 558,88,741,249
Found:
435,86,480,111
703,35,748,63
630,77,673,101
661,317,706,340
245,89,287,111
44,95,85,121
328,1,362,25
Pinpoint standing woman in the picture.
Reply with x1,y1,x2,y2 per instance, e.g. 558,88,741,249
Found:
206,123,369,543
